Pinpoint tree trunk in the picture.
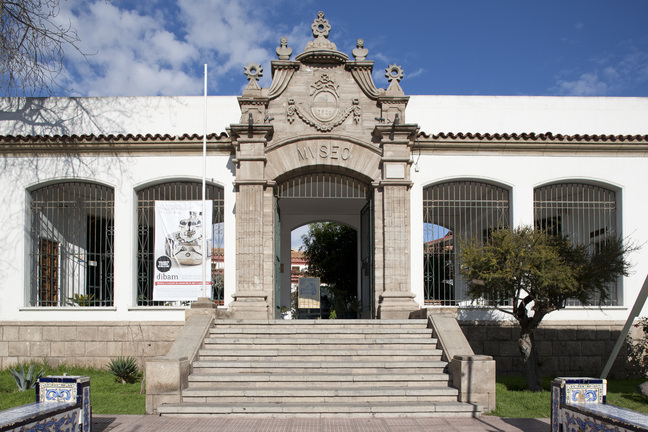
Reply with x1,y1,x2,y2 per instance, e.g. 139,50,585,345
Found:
519,329,542,391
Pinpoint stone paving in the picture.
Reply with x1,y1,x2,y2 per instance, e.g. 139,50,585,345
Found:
93,415,550,432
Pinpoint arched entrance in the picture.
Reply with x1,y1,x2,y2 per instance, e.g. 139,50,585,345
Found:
275,170,373,318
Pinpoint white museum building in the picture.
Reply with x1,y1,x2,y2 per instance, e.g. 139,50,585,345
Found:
1,12,648,387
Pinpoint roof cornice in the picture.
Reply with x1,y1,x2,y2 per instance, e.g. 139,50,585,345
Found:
416,131,648,155
0,132,233,155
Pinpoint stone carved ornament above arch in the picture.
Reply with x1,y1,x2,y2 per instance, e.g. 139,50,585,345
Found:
264,135,382,182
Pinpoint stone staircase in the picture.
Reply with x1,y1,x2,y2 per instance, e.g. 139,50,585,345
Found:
157,319,482,418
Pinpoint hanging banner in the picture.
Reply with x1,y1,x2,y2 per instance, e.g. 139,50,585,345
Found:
153,201,212,301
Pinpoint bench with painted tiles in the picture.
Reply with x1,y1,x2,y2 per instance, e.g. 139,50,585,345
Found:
551,377,648,432
0,375,91,432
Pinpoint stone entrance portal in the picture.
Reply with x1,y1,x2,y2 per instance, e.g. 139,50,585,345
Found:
276,170,371,318
227,12,419,319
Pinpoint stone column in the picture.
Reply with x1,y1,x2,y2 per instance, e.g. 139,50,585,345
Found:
373,123,419,319
228,122,275,319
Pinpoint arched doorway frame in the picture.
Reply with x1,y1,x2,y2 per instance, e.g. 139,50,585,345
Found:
274,166,373,318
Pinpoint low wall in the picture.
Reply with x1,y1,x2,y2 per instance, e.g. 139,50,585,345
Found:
0,319,638,379
0,321,184,370
460,320,633,378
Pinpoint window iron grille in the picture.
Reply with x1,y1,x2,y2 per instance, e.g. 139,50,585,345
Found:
534,182,618,306
423,181,510,306
278,173,368,199
137,181,225,306
30,182,114,307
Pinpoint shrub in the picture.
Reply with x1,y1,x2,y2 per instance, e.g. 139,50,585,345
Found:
9,363,45,391
107,357,140,384
627,317,648,378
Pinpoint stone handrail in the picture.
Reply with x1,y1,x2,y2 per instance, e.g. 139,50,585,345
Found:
417,311,496,412
145,312,214,414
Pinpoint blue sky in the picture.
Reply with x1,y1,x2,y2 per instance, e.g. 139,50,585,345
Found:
55,0,648,97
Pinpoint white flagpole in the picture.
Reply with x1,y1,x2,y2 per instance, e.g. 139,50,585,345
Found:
202,64,208,299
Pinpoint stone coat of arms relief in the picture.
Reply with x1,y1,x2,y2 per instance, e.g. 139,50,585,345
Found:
287,74,361,132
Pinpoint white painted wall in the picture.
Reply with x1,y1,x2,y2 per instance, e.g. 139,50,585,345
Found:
410,153,648,322
0,153,236,322
408,95,648,135
2,95,648,322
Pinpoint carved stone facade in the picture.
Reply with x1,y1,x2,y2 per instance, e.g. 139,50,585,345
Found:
228,12,418,319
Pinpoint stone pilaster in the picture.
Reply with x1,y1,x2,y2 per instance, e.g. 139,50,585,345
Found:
228,123,275,319
373,123,419,319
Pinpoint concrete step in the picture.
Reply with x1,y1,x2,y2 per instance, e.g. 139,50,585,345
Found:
210,319,427,328
209,324,431,337
157,401,482,418
197,348,443,362
192,360,448,372
180,386,460,403
187,372,451,388
156,320,479,418
203,337,438,347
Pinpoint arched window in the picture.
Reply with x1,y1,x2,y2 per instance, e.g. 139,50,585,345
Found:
29,182,114,306
423,181,510,305
136,181,224,306
534,182,619,305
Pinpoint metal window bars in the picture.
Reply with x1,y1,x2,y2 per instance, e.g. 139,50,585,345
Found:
533,183,618,306
30,182,115,307
278,172,368,199
136,181,225,306
423,181,510,306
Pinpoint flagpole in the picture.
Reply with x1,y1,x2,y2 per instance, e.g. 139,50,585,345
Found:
202,64,208,299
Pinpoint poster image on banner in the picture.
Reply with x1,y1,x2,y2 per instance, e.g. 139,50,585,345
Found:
153,201,212,301
298,277,320,309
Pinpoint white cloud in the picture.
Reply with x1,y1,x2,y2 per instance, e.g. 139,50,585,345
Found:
555,72,608,96
54,0,322,96
553,46,648,96
58,1,201,96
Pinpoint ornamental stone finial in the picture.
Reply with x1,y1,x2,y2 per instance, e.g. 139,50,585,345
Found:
385,64,405,95
276,36,292,60
352,38,369,61
385,64,404,82
244,63,263,82
312,11,331,39
243,63,263,91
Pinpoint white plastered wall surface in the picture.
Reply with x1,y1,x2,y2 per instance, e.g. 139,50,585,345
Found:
0,97,240,322
1,95,648,322
408,95,648,322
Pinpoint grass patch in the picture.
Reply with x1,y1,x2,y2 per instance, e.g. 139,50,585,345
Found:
488,375,648,418
0,362,145,414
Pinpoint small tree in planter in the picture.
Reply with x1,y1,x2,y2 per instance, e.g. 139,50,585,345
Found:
459,226,634,391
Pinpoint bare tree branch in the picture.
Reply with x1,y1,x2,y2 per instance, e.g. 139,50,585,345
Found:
0,0,86,96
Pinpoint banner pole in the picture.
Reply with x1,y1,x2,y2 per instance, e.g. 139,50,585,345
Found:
202,64,208,299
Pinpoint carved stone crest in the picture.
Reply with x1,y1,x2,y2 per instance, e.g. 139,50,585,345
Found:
287,74,361,131
310,74,339,122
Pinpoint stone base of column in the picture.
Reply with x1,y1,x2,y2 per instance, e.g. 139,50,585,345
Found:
377,290,419,319
229,291,270,320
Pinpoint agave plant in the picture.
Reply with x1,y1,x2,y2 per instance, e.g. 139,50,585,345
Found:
9,363,45,391
107,356,140,384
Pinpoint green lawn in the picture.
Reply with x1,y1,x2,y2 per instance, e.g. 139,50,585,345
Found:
0,364,145,414
488,375,648,418
2,364,648,418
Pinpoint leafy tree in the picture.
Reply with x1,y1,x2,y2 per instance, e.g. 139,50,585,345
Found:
301,222,357,317
1,0,85,95
458,226,634,391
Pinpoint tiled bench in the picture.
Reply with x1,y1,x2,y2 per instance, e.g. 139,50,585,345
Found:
551,377,648,432
0,376,91,432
